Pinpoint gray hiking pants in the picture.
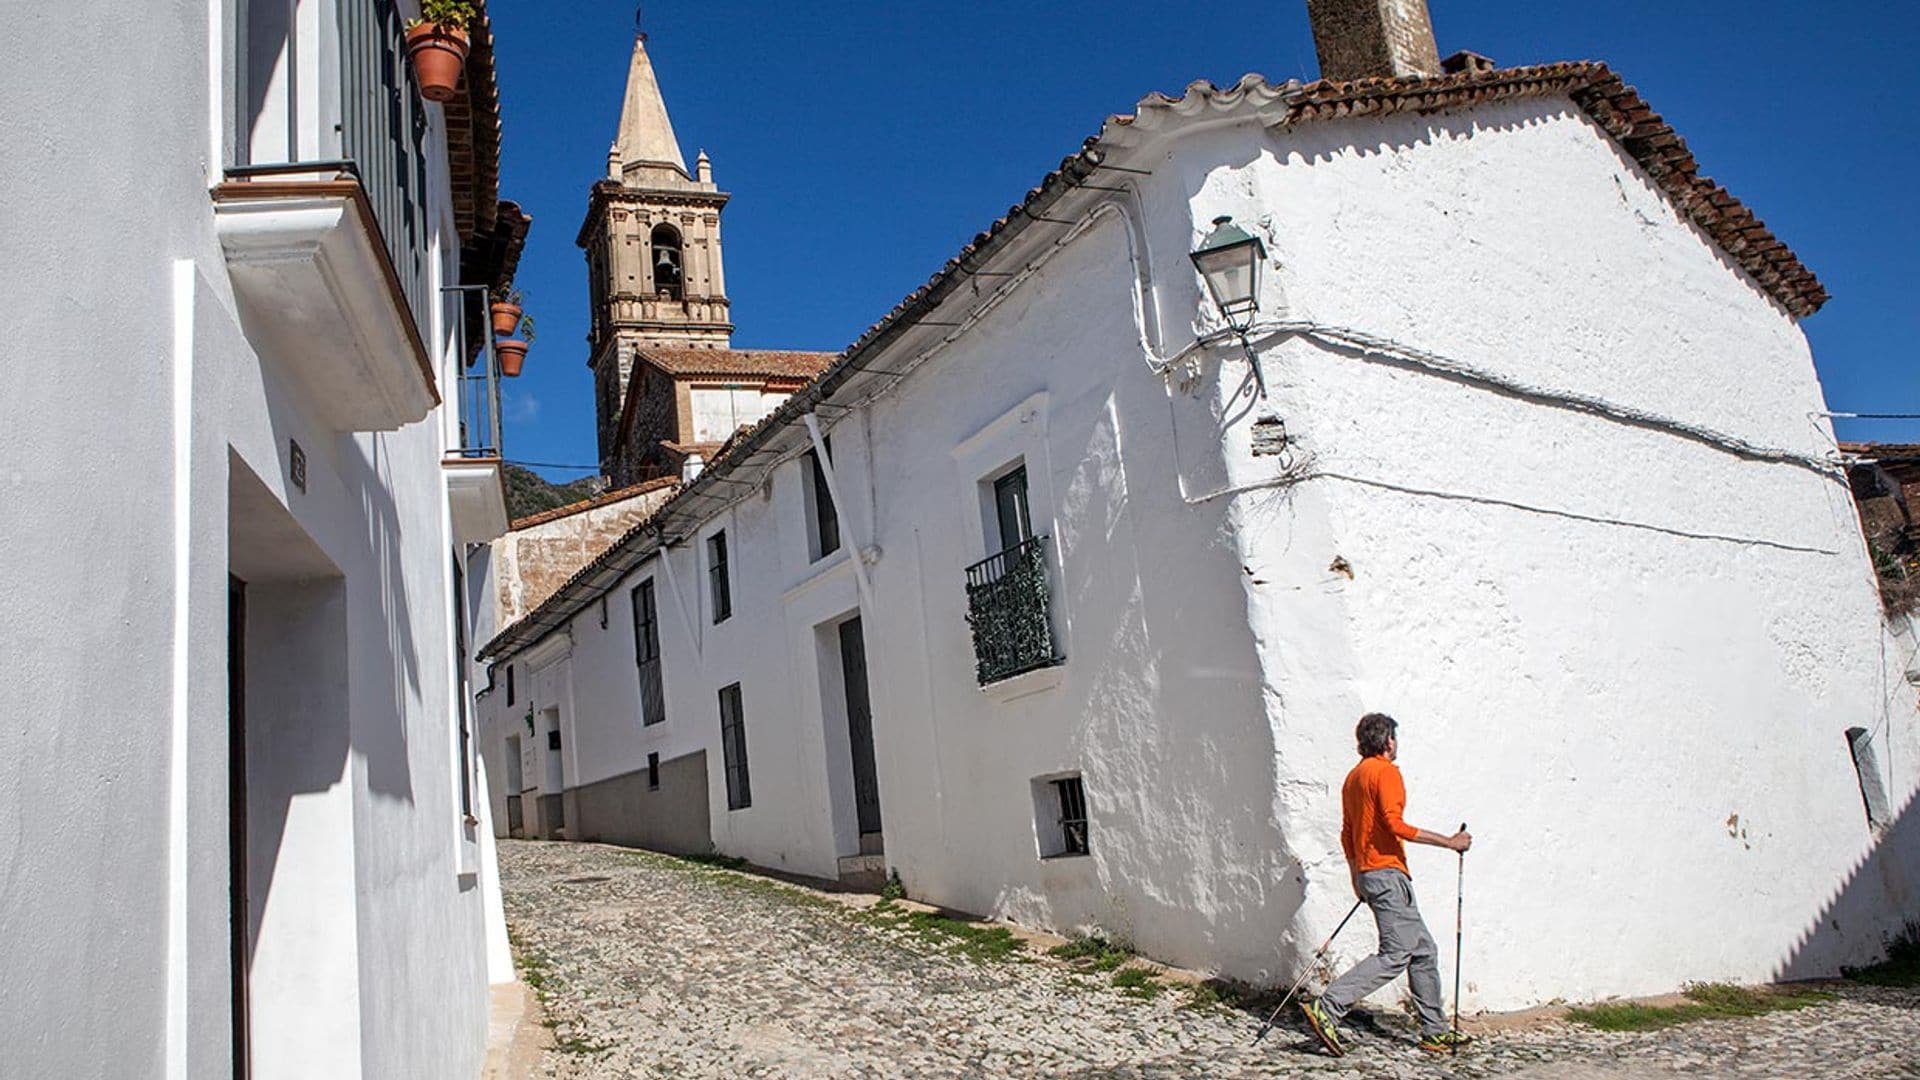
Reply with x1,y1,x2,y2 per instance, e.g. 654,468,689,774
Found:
1319,868,1447,1036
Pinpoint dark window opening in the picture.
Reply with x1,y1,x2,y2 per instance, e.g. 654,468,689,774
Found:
1054,777,1089,856
632,579,665,726
993,465,1033,555
719,683,751,810
709,531,732,623
806,438,840,560
647,751,661,791
651,223,683,299
506,664,515,706
547,730,561,752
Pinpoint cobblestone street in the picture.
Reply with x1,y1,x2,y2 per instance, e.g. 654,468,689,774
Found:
498,840,1920,1079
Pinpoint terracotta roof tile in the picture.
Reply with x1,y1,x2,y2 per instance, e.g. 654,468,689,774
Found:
507,476,678,531
635,347,839,379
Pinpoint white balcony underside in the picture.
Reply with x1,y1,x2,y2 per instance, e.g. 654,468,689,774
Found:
445,456,509,546
214,182,438,432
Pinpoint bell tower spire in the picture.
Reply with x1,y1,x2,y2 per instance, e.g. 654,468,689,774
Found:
613,25,688,183
580,20,733,472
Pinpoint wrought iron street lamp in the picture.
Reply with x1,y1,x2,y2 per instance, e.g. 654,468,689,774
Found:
1189,215,1269,396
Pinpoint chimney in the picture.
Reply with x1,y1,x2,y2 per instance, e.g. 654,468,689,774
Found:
1305,0,1442,82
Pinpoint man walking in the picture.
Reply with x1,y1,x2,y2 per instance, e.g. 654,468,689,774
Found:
1300,713,1473,1056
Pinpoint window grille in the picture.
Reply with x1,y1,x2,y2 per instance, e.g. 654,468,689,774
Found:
719,684,751,810
1053,777,1089,856
964,534,1060,685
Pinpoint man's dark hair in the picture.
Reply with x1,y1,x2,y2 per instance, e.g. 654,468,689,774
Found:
1356,713,1398,757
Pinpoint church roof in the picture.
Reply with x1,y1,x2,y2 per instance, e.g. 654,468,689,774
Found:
481,59,1827,663
635,347,838,380
614,33,687,175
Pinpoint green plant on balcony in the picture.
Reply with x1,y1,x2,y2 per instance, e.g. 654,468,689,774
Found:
404,0,478,103
964,537,1057,685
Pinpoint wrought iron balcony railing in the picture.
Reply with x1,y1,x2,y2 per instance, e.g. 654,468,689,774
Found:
963,534,1061,686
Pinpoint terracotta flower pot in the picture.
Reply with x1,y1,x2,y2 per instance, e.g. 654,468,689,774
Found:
489,301,522,338
496,339,528,377
404,22,470,103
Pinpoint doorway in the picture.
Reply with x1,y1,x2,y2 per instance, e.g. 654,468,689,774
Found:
838,617,883,851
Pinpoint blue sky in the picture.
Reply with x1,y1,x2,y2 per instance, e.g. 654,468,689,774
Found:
488,1,1919,479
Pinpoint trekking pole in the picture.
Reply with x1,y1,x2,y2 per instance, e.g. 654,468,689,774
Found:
1253,899,1364,1043
1452,821,1466,1052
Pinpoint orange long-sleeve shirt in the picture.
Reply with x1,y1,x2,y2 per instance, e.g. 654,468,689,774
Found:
1341,755,1421,877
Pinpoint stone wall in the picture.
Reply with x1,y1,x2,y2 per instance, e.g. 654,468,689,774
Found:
490,480,677,626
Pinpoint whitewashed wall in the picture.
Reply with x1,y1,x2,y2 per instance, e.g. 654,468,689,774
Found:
1187,96,1920,1008
0,3,491,1075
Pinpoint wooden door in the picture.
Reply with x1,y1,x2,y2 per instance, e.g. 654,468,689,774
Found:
838,618,883,837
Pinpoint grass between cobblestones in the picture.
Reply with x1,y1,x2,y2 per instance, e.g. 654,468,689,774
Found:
859,898,1028,963
1566,982,1834,1031
507,927,612,1059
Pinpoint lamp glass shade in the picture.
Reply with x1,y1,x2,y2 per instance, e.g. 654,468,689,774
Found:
1189,217,1265,330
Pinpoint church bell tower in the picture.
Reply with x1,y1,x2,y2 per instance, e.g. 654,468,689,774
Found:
580,25,733,469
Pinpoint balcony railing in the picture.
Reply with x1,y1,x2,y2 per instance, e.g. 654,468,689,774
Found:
446,285,502,459
963,534,1060,686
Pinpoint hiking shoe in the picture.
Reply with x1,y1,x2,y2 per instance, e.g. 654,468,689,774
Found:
1417,1030,1474,1054
1299,999,1346,1057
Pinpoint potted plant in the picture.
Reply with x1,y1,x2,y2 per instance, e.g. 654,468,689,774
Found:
489,286,523,338
404,0,477,103
496,313,534,377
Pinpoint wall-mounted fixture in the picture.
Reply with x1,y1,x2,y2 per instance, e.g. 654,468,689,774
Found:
1190,215,1269,397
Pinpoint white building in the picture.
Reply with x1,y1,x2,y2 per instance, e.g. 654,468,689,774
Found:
3,1,523,1075
479,1,1920,1011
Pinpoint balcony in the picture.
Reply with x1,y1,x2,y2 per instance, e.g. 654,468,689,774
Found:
213,166,438,431
963,535,1062,686
444,288,509,546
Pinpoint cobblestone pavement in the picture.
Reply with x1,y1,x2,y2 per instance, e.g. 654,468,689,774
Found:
498,840,1920,1079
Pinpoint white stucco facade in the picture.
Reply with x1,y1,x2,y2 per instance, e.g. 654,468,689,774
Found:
482,79,1916,1012
2,2,505,1075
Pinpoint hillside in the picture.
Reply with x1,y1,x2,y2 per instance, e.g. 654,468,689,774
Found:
505,464,604,523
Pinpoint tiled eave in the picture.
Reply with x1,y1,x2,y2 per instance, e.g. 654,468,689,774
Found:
444,1,503,240
1251,62,1828,317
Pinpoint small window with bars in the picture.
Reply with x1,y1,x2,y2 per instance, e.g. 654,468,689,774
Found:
647,751,661,792
1054,777,1089,855
719,683,751,810
1033,774,1089,858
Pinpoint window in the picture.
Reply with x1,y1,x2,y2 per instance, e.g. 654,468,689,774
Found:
992,464,1033,554
804,439,840,560
632,580,665,726
547,730,561,751
708,531,732,623
647,752,661,791
718,683,751,810
1034,775,1089,858
506,664,515,706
